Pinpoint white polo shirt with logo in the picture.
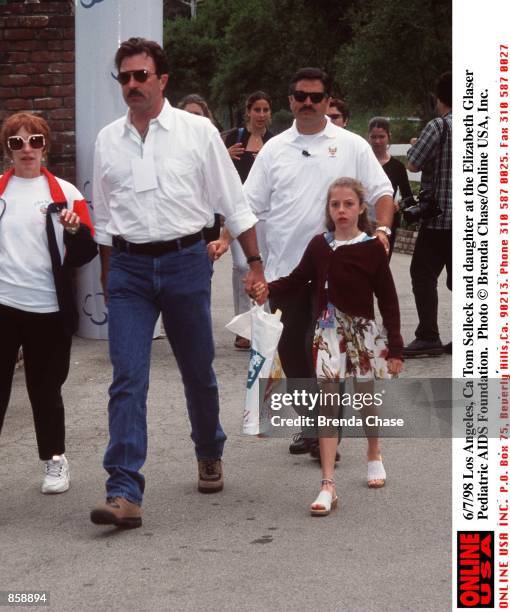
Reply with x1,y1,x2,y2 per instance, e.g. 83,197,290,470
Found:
244,119,393,281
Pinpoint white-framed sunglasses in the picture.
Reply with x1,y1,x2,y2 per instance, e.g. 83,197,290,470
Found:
7,134,46,151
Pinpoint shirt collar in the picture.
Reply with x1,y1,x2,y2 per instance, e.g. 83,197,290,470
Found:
123,98,173,135
286,116,337,142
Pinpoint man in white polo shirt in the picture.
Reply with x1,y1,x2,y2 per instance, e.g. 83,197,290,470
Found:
244,67,395,456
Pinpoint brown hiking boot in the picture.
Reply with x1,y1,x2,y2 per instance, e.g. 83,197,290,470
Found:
197,458,223,493
90,496,142,529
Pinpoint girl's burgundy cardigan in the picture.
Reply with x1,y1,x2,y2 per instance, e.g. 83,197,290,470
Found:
268,234,404,359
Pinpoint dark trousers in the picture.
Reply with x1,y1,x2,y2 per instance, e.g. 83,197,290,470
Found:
270,285,319,436
0,304,71,460
410,227,452,341
270,284,316,379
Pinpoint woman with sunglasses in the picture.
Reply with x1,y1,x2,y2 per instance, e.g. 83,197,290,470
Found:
210,91,273,350
368,117,413,257
0,112,97,494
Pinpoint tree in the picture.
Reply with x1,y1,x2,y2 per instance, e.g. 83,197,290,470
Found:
164,0,451,127
333,0,451,117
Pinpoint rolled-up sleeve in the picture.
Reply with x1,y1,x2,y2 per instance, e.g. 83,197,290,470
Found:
202,130,257,239
92,135,113,246
243,148,271,219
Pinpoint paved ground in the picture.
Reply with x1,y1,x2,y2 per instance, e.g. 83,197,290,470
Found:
0,250,451,612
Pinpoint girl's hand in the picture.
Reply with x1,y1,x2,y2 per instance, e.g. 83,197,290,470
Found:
387,357,403,375
249,281,268,304
59,210,80,234
228,143,244,160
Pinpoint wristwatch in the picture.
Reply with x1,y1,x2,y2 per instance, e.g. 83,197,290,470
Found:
246,255,263,264
375,226,392,236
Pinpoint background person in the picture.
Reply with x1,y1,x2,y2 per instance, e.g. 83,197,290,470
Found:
404,71,452,357
178,93,221,243
178,93,214,121
327,97,350,128
0,112,97,494
368,116,413,257
210,91,274,350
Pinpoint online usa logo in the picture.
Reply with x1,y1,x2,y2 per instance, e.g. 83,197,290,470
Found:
457,531,494,608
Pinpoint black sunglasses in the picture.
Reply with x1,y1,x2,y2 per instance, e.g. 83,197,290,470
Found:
113,69,158,85
292,90,327,104
7,134,45,151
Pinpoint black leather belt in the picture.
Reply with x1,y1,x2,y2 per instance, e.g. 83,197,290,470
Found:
112,231,203,256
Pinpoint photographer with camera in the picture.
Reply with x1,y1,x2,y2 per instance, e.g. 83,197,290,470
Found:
403,71,452,358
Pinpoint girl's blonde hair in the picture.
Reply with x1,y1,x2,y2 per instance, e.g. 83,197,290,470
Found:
325,177,372,234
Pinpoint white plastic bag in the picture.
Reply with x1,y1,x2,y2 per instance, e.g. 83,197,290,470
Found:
226,304,284,435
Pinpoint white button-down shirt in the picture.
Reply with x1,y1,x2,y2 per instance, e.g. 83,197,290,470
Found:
244,119,393,281
93,100,257,246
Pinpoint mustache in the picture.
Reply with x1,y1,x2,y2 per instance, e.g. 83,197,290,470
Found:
127,89,144,98
299,106,315,112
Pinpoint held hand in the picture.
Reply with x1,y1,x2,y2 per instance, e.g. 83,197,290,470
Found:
207,239,230,261
243,267,267,305
387,358,403,375
59,210,80,234
250,281,269,304
375,230,390,255
228,143,244,161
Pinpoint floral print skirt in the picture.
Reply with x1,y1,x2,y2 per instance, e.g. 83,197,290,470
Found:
313,305,390,381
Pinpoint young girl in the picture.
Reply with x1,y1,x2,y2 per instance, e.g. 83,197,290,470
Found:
255,177,403,516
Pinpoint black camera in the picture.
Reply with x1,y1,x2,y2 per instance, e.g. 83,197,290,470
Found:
401,189,442,224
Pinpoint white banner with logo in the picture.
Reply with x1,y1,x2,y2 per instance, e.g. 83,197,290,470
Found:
74,0,163,338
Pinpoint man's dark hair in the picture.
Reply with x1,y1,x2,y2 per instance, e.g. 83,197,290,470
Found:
289,67,330,94
436,71,452,108
115,37,169,75
329,97,350,121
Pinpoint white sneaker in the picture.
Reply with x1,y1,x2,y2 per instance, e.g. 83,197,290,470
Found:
41,454,70,494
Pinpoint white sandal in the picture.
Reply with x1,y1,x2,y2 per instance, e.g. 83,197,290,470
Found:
367,456,386,488
310,478,338,516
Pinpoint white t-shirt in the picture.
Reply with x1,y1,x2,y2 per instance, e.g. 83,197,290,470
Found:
0,174,83,313
244,119,393,281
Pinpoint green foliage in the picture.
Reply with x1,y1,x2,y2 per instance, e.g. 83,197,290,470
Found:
164,0,451,128
333,0,451,118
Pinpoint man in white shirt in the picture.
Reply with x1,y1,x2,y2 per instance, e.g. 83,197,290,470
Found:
244,67,395,456
90,38,264,529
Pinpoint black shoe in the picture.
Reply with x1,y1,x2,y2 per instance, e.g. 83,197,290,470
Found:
402,338,444,357
289,432,318,454
443,341,452,354
310,442,340,463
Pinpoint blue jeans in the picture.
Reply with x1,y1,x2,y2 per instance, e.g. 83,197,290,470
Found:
103,241,226,505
